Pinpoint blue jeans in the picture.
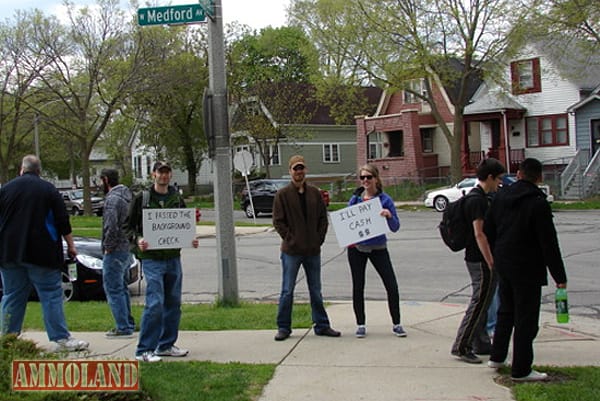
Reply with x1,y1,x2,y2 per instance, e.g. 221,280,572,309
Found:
136,258,182,355
487,285,500,335
103,251,135,333
276,252,330,334
0,263,70,341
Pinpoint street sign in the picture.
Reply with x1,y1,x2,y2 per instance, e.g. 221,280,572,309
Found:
233,150,254,176
199,0,215,19
138,4,206,26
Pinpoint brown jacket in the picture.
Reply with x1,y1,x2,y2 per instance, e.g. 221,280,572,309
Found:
272,181,328,256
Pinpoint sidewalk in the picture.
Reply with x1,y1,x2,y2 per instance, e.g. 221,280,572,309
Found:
21,301,599,401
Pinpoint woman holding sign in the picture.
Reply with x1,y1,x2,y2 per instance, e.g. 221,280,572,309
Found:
347,164,406,338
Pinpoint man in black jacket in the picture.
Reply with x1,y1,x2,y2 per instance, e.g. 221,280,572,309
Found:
0,155,88,352
485,158,567,381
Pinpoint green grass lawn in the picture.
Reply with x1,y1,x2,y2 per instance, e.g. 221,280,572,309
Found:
1,301,598,401
0,334,274,401
21,301,314,332
1,302,313,401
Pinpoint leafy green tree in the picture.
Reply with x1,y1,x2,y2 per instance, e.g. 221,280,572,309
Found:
534,0,600,43
0,11,58,183
289,0,374,125
289,0,532,181
526,0,600,68
30,0,157,214
228,26,319,178
129,26,209,194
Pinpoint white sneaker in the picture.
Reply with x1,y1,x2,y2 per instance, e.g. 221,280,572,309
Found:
54,337,89,352
155,345,189,357
512,370,548,382
487,360,505,369
135,351,162,363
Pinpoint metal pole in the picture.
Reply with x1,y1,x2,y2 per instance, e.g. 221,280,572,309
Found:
34,113,40,159
208,0,239,304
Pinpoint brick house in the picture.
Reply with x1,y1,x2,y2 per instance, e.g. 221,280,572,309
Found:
356,39,600,195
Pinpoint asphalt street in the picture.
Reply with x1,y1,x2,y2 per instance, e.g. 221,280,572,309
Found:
132,209,600,320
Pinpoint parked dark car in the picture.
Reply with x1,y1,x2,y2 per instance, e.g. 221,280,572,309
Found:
0,237,140,302
61,189,104,216
240,178,330,218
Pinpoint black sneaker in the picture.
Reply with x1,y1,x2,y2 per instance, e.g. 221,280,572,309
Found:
458,351,482,364
105,328,134,339
274,330,290,341
315,327,341,337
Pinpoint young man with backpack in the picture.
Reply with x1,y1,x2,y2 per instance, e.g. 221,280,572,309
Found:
126,161,199,362
451,158,505,364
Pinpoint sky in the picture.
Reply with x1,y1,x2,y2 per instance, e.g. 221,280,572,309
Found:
0,0,290,30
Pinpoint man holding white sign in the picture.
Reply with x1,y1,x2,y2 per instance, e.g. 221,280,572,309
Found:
345,164,406,339
125,161,199,362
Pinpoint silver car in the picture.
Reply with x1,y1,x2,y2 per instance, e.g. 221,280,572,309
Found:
61,189,104,216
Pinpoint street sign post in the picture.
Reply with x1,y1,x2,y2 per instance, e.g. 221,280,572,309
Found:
138,4,206,26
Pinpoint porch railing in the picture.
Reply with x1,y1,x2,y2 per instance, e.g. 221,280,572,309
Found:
583,149,600,197
560,150,588,198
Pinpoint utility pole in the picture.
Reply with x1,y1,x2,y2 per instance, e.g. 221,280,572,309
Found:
207,0,239,305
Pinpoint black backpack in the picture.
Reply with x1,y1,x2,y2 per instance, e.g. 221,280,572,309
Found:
438,191,479,252
124,189,151,253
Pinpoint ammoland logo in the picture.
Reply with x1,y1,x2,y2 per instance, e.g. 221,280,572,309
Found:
12,360,139,391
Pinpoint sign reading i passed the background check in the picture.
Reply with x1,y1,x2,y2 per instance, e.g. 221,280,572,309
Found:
142,208,196,249
329,197,389,248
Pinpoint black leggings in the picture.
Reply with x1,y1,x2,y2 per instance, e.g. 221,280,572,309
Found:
347,246,401,325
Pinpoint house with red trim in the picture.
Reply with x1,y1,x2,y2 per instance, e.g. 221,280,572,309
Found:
356,39,600,197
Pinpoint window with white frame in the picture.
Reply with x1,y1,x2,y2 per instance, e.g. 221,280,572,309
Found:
403,78,428,104
421,128,434,153
367,131,404,159
134,156,142,178
526,114,568,147
323,144,340,163
367,131,384,159
268,144,280,165
511,58,541,95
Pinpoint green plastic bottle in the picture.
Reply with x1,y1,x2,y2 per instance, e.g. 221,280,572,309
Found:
555,288,569,324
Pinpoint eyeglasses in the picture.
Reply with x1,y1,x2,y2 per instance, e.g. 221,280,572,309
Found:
292,164,305,171
359,175,373,180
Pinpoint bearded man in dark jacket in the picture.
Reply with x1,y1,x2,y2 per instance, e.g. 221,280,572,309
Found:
485,158,567,382
272,155,340,341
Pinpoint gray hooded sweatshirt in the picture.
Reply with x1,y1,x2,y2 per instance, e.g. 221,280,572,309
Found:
102,184,132,253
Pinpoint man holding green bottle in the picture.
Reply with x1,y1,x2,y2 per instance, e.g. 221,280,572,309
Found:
484,158,567,382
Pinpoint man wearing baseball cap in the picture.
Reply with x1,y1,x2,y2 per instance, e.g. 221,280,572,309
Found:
125,160,199,362
272,155,341,341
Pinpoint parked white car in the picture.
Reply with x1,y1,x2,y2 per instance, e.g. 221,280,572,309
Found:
424,175,553,212
424,177,477,212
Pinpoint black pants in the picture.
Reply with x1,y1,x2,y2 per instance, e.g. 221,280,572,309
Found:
452,261,495,355
490,276,542,378
347,247,401,326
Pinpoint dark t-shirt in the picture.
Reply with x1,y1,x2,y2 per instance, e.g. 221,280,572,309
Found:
463,186,489,263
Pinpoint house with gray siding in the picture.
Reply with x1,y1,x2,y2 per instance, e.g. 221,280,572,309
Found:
231,87,381,184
